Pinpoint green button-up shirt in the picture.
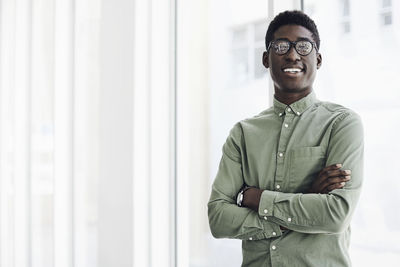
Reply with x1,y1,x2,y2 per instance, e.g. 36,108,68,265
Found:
208,92,363,267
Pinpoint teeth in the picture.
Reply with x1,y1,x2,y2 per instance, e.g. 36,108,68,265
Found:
283,68,302,73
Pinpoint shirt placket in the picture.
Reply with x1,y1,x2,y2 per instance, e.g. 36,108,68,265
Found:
275,106,294,192
271,106,295,266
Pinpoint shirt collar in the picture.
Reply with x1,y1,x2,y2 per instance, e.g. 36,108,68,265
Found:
273,91,316,117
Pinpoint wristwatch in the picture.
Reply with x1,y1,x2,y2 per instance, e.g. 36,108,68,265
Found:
236,186,251,207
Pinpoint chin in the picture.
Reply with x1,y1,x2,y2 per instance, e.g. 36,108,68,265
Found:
282,86,309,93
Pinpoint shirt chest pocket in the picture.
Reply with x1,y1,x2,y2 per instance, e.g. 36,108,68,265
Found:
288,146,326,193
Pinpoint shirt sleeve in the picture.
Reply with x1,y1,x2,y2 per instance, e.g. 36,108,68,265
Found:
208,123,283,240
258,112,364,234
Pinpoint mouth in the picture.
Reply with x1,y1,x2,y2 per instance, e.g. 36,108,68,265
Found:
282,67,304,76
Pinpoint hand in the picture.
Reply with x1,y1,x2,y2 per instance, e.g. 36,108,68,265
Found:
242,187,264,212
308,164,351,194
242,188,289,231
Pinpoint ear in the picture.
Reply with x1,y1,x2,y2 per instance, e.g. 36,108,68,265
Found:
316,52,322,69
262,51,269,69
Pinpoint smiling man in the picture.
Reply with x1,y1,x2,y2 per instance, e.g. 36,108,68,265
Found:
208,11,363,267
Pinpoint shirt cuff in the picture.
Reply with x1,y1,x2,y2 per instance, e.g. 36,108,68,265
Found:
258,190,278,218
241,220,283,241
261,220,283,238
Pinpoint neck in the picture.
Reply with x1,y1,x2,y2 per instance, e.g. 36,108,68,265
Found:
274,89,312,105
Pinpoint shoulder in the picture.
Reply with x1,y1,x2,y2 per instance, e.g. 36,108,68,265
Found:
316,100,362,125
317,100,357,115
226,107,275,143
316,101,363,141
237,107,276,129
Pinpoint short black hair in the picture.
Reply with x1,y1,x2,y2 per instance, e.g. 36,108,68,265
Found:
265,10,320,50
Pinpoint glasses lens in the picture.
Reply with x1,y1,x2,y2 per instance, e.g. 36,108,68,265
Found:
273,40,290,55
295,41,313,55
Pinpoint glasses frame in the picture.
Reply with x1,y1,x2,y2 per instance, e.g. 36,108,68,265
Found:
267,39,318,56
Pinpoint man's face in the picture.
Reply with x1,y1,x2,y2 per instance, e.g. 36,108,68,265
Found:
263,25,322,96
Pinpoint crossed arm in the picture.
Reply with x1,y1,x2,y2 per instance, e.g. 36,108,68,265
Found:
242,164,351,231
243,163,351,211
208,112,363,240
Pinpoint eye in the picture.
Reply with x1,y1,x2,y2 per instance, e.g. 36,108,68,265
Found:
296,41,312,54
273,41,290,54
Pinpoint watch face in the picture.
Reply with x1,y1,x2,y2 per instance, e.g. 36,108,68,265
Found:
237,191,243,206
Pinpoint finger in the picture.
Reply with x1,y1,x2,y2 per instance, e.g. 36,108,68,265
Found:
313,165,349,192
326,175,351,185
319,164,344,178
325,182,346,192
315,164,343,185
319,164,342,175
320,175,350,189
320,169,351,180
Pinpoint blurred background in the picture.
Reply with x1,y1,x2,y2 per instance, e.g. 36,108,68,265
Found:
0,0,399,266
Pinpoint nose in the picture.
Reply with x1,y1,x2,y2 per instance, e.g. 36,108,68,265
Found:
285,45,301,62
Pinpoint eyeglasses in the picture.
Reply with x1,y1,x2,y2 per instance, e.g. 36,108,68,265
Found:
267,39,318,56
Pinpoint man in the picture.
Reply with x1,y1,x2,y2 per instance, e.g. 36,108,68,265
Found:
207,10,363,267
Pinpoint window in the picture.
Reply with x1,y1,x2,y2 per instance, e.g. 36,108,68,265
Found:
340,0,351,33
230,20,268,85
380,0,392,26
231,27,249,83
382,0,391,8
254,21,268,79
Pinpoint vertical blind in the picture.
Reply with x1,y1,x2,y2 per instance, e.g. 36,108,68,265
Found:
0,0,101,266
0,0,177,266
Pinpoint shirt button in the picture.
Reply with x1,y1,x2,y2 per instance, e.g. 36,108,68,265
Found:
279,112,282,116
296,111,300,115
286,108,291,112
288,217,292,222
263,216,268,220
271,245,276,250
284,123,288,128
276,184,280,189
249,237,253,240
278,152,283,157
272,232,276,236
263,209,268,214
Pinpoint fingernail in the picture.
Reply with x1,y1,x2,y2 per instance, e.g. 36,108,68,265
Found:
345,170,351,174
336,164,342,168
340,182,346,186
345,176,351,179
